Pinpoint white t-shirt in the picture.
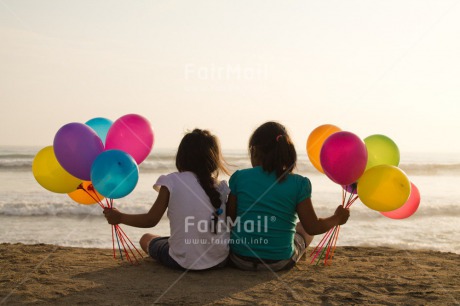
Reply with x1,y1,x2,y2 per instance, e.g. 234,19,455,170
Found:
153,171,230,270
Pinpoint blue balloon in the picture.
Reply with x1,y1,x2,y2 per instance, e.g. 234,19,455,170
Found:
91,150,139,199
85,117,113,145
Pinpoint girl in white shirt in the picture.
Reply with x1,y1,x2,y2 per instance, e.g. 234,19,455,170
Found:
104,129,230,270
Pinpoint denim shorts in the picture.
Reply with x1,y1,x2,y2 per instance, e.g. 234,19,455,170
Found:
148,237,184,270
229,233,307,271
148,237,229,270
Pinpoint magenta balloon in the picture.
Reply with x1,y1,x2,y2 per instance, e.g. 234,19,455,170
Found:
53,123,104,181
320,131,368,185
381,182,420,219
105,114,154,164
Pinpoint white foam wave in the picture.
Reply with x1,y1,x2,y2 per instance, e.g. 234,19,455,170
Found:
0,200,153,216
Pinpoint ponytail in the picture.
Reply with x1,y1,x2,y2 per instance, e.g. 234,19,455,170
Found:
195,173,222,210
249,122,297,181
195,171,223,233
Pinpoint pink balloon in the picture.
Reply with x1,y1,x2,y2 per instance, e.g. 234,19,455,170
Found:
381,182,420,219
320,131,368,185
105,114,154,164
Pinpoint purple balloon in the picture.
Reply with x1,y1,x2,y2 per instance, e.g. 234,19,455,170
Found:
320,131,368,185
343,182,358,194
53,123,104,181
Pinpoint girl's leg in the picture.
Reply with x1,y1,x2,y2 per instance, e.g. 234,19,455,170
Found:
139,233,161,254
296,222,314,247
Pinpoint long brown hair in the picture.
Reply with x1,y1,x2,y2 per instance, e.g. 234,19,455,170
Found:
249,121,296,181
176,129,229,231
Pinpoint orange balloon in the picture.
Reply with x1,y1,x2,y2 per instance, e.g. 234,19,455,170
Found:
68,181,104,205
307,124,341,173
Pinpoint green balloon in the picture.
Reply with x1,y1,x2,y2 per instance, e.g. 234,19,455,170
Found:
364,134,400,170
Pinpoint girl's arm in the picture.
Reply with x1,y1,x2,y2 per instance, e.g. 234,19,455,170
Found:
296,198,349,235
103,186,170,228
226,194,237,222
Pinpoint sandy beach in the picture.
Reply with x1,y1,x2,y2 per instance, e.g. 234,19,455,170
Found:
1,243,459,305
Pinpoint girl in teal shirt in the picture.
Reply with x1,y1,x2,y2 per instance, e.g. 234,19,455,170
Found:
227,121,350,271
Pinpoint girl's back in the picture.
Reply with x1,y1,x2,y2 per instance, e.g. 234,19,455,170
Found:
104,129,231,271
229,166,311,260
227,121,349,271
155,171,229,269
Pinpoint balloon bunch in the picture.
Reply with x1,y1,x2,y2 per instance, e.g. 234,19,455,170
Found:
306,124,420,265
32,114,154,264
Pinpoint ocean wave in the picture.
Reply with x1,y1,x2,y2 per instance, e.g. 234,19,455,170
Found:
0,200,152,216
0,200,456,218
2,151,460,175
399,163,460,175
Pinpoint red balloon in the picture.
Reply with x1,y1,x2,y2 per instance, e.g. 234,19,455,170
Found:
381,182,420,219
320,131,368,185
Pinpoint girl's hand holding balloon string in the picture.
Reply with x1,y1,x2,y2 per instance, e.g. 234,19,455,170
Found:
104,208,123,225
334,206,350,225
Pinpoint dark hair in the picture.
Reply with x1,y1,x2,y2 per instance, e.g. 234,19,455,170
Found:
249,121,297,181
176,129,228,232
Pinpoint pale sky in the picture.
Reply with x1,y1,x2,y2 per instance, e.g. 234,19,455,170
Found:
1,0,459,153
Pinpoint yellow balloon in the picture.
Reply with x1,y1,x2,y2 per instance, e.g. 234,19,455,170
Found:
307,124,341,173
68,181,104,205
32,146,82,193
358,165,411,212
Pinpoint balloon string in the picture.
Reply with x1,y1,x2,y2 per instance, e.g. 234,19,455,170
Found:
88,186,106,208
313,229,333,256
114,225,129,262
115,226,132,263
309,227,334,264
325,225,341,265
116,225,144,259
80,188,105,209
324,227,336,264
328,225,340,263
321,226,338,265
346,195,359,209
115,225,133,264
118,226,134,264
315,226,337,266
329,225,341,263
315,245,328,266
310,186,358,266
116,226,140,265
346,190,354,207
103,199,140,264
316,187,347,264
116,225,135,261
111,225,116,259
309,227,333,258
78,188,140,264
113,224,123,260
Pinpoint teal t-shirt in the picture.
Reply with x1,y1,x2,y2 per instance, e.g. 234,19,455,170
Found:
229,166,312,260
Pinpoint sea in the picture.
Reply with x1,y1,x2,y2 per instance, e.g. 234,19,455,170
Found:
0,146,459,254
